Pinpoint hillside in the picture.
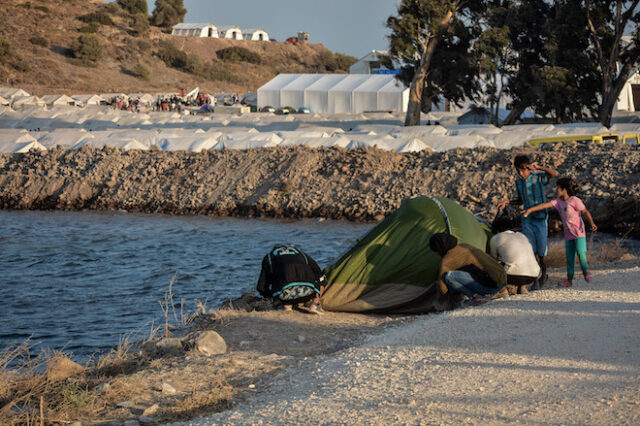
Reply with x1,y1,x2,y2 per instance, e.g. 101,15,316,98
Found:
0,0,356,95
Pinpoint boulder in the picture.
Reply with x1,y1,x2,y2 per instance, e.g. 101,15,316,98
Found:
46,355,84,382
194,330,227,356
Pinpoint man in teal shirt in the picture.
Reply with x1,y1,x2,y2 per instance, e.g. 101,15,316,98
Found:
498,155,559,289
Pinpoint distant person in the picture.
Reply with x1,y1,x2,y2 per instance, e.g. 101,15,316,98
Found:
490,215,541,295
257,245,326,313
429,233,507,307
497,155,559,289
523,177,597,288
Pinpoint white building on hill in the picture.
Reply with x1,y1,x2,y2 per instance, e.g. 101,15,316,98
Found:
617,71,640,113
218,26,243,40
0,87,30,100
171,23,218,38
42,94,78,107
242,28,269,41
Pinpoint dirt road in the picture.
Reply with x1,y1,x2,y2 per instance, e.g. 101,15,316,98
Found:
183,262,640,425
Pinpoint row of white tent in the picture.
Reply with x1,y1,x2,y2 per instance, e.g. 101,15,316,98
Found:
1,120,638,154
257,74,410,114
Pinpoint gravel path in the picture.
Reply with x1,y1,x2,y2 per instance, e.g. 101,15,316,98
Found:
180,263,640,425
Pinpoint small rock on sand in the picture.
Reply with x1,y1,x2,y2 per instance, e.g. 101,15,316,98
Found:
162,382,177,395
46,355,84,382
142,403,159,417
156,337,184,356
195,330,227,356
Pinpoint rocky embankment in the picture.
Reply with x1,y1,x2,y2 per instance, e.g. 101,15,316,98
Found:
0,143,638,235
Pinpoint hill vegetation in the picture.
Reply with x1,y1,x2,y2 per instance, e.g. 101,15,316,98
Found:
0,0,357,95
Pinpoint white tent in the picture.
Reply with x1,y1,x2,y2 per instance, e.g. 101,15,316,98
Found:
242,28,269,41
0,96,10,106
128,93,155,105
0,140,46,153
281,74,325,109
258,74,409,114
258,74,301,109
0,87,30,100
35,129,91,148
72,94,105,106
158,134,221,152
218,25,243,40
41,94,78,107
11,96,46,108
0,130,37,144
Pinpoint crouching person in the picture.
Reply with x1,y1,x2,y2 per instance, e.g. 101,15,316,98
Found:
490,217,541,295
429,233,507,307
257,245,326,313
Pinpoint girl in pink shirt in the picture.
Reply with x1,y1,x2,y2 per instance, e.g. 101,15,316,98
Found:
523,178,597,287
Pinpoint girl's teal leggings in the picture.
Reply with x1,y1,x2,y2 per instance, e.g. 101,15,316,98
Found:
565,237,588,280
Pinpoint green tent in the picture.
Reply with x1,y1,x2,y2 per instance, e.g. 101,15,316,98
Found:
321,196,492,313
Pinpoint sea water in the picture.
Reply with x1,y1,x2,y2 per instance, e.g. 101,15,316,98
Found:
0,210,372,360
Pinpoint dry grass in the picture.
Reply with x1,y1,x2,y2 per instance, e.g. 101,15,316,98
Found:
546,236,634,268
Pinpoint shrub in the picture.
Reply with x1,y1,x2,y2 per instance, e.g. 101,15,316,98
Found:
131,13,149,36
157,40,187,68
184,52,206,75
316,50,338,72
34,5,49,12
19,2,32,9
78,23,99,34
118,0,148,15
131,61,151,80
136,39,151,52
103,3,120,14
0,36,12,63
71,34,104,65
216,46,261,64
29,36,49,47
334,53,357,71
78,11,114,26
206,62,244,83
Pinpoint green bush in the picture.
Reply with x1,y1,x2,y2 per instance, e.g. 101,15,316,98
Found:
29,36,49,47
131,61,151,80
78,11,114,26
19,2,32,9
0,35,12,63
103,3,120,14
157,40,187,68
150,0,186,28
34,5,49,12
118,0,148,15
78,23,99,34
71,34,104,65
316,50,337,72
184,52,206,75
216,46,261,64
131,13,149,36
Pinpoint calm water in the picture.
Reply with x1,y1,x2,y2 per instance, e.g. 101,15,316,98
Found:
0,211,372,360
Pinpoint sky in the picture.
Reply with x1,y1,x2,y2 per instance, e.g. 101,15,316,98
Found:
138,0,399,57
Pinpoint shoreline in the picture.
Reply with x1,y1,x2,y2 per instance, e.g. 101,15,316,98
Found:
1,144,639,236
3,259,637,425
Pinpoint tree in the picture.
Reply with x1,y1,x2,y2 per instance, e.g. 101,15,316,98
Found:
151,0,186,28
118,0,148,15
71,34,104,65
132,13,150,36
585,0,640,127
387,0,487,126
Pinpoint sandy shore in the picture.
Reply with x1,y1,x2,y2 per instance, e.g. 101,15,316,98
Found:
181,260,640,425
1,143,639,236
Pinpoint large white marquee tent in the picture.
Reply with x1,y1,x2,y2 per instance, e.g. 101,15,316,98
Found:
258,74,409,114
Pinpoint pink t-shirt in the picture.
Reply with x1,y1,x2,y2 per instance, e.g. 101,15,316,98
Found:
551,197,586,240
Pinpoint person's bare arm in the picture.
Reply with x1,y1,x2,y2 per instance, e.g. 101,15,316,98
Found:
530,163,559,179
522,201,554,217
497,193,523,211
581,209,598,231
